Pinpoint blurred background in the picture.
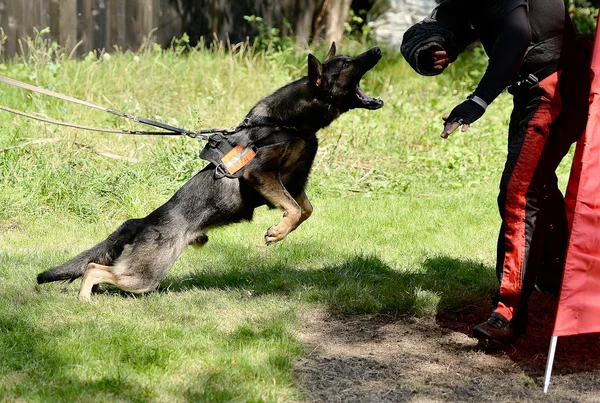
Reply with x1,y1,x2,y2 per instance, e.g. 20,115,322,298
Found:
1,0,595,61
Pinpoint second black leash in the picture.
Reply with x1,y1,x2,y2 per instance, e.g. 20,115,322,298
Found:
0,75,231,140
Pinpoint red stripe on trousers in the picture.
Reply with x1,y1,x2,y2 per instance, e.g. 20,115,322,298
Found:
495,72,563,321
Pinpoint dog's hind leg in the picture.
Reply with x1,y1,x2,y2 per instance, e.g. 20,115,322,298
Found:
79,262,160,301
79,263,118,302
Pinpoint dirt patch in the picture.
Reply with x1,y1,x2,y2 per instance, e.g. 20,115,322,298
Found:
295,294,600,402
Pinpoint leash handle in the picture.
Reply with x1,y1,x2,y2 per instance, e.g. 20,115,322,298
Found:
112,113,187,135
0,75,109,112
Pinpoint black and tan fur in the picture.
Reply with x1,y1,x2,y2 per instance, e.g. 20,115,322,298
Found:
37,44,383,301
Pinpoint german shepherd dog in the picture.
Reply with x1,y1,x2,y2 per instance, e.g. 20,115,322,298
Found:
37,43,383,301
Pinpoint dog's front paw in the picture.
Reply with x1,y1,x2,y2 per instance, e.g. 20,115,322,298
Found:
78,293,92,302
265,225,290,245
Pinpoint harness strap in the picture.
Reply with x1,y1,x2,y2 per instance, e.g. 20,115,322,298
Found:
199,127,306,179
508,63,559,95
253,130,305,148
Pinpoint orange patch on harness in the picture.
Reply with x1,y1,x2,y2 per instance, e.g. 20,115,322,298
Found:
221,145,256,175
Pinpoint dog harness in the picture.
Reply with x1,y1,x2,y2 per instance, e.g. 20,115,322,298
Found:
199,123,305,179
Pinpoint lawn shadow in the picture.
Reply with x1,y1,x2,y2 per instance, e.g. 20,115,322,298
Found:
162,246,600,377
0,314,156,401
160,242,498,317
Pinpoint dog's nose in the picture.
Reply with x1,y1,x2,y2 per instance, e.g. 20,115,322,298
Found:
372,47,381,55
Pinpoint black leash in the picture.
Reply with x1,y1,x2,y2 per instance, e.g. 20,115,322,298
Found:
0,75,231,140
0,75,309,178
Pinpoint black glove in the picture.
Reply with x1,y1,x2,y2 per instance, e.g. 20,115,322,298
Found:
445,98,486,126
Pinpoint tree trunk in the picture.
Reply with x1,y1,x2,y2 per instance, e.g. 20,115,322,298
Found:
325,0,352,44
168,0,353,46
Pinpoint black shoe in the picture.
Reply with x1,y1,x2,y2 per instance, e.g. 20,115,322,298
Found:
472,313,523,345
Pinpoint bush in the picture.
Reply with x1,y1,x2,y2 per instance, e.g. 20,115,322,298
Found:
567,0,599,36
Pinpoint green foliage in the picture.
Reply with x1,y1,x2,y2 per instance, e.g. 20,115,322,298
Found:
171,32,191,55
17,27,63,69
345,9,372,41
566,0,599,35
243,15,294,53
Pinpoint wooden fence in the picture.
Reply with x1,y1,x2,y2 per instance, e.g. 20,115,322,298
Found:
0,0,182,60
0,0,352,60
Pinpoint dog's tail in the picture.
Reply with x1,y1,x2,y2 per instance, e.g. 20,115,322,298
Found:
37,218,143,284
36,247,100,284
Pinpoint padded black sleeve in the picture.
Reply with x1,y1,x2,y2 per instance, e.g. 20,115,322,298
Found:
401,0,476,76
473,5,531,104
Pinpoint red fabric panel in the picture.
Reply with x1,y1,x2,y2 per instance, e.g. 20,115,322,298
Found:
553,23,600,336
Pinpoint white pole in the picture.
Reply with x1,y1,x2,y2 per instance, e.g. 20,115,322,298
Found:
543,336,559,393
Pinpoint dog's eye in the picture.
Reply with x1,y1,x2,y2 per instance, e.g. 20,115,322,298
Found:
342,62,349,69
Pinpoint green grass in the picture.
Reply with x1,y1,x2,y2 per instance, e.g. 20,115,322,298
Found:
0,38,575,401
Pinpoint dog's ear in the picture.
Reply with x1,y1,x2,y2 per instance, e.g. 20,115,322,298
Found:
308,53,327,90
325,42,336,62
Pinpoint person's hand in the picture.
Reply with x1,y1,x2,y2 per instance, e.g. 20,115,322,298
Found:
432,50,450,71
441,117,469,139
440,99,486,139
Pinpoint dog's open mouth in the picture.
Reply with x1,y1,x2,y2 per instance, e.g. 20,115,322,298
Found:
356,84,383,110
354,47,384,110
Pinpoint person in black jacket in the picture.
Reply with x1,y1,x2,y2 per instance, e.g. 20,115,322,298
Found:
401,0,591,344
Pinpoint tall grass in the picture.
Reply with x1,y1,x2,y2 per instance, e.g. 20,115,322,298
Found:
0,35,575,401
0,35,527,222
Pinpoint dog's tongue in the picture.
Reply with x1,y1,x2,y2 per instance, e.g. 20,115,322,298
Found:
356,86,384,109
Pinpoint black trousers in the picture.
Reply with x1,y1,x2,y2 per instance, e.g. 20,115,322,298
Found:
494,51,591,326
